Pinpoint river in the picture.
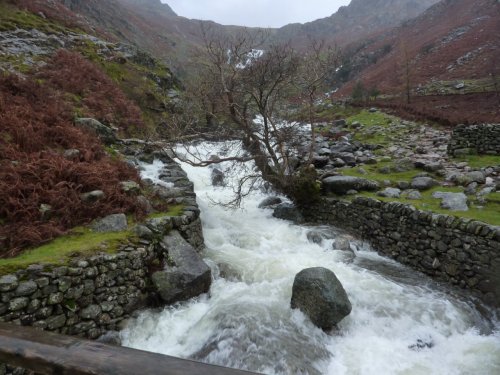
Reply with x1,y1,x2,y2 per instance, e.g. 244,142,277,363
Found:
122,142,500,375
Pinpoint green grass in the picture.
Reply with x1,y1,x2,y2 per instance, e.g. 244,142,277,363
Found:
147,204,185,218
485,192,500,204
354,186,500,226
347,110,392,127
340,162,424,184
0,2,68,33
453,154,500,169
0,228,134,275
0,205,185,275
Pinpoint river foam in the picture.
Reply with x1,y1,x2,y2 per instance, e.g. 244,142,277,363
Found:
123,142,500,375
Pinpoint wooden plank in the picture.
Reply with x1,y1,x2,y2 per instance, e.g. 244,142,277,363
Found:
0,323,258,375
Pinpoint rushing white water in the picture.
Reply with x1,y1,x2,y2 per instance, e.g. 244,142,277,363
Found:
123,142,500,375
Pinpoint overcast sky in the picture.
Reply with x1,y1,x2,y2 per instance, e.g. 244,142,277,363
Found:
162,0,351,28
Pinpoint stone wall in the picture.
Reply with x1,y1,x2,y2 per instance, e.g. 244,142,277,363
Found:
448,123,500,156
302,197,500,310
0,157,205,342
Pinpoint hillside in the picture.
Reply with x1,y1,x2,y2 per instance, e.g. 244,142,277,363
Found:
0,1,181,255
39,0,439,75
274,0,439,47
333,0,499,124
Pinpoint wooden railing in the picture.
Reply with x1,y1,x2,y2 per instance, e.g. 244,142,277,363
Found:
0,323,257,375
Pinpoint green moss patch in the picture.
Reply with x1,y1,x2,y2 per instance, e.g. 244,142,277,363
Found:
147,204,185,219
0,227,134,275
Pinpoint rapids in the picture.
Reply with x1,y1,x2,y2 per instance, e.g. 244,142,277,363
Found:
122,142,500,375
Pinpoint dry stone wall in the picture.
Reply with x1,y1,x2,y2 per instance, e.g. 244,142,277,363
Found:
448,123,500,156
302,197,500,310
0,156,206,343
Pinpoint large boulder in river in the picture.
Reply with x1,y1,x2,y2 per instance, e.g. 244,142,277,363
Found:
273,203,304,223
258,196,282,208
322,176,379,195
211,168,225,186
152,231,211,304
291,267,351,330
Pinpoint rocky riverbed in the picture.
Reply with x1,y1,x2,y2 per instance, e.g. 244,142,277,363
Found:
297,110,499,216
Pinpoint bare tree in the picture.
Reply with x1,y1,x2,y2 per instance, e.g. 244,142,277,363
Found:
399,40,412,104
169,26,338,206
296,38,340,162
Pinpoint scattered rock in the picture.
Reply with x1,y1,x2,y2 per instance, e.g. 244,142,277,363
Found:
80,190,105,203
120,181,141,195
307,231,324,245
63,149,80,160
331,158,346,167
39,203,52,221
322,176,379,195
377,188,401,198
75,118,117,144
291,267,351,330
397,181,410,190
333,119,347,127
136,195,154,213
92,213,128,232
411,177,438,191
432,192,468,211
464,182,478,195
466,171,486,184
405,190,422,200
312,155,329,168
133,225,154,240
333,237,351,251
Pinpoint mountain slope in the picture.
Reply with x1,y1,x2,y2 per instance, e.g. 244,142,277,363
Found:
274,0,439,47
333,0,499,125
45,0,439,74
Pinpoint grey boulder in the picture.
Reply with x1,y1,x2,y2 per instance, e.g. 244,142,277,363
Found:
211,168,225,186
273,203,304,223
152,231,211,304
432,192,468,211
291,267,351,330
92,213,128,232
377,188,401,198
322,176,379,195
258,196,282,209
411,177,438,191
75,118,117,144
